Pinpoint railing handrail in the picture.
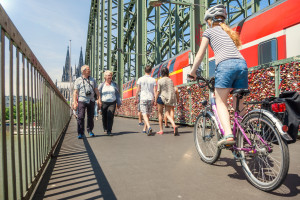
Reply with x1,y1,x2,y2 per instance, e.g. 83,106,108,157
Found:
0,4,68,105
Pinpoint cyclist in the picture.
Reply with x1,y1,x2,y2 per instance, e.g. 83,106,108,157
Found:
189,4,248,147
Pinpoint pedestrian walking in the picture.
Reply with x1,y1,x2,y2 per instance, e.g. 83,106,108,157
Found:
164,86,179,128
155,67,179,136
73,65,101,139
98,70,122,136
135,65,157,136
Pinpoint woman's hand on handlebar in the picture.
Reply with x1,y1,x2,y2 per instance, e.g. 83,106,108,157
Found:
187,72,197,81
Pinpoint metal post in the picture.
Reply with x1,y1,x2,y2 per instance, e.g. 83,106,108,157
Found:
9,40,17,200
0,28,8,200
96,0,100,84
168,3,173,58
16,49,23,199
155,6,161,65
107,0,112,71
118,0,124,94
100,0,105,81
137,0,147,77
175,3,180,54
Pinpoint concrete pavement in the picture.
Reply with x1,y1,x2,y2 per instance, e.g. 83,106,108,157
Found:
33,116,300,200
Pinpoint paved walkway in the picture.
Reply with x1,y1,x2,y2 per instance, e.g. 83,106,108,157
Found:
33,116,300,200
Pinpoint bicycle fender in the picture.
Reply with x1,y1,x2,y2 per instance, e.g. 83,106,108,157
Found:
244,109,293,142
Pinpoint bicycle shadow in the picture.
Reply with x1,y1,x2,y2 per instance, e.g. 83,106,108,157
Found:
214,157,300,196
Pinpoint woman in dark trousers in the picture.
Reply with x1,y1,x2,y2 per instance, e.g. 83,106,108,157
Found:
98,70,122,135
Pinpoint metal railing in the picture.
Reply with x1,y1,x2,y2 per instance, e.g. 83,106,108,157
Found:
0,5,71,200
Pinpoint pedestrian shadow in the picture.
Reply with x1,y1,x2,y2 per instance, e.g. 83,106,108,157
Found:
83,138,117,200
33,120,117,200
93,131,138,137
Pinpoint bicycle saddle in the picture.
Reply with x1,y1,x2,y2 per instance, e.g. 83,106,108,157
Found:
230,89,250,96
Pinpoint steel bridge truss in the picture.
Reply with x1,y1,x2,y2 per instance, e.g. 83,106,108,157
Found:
85,0,279,94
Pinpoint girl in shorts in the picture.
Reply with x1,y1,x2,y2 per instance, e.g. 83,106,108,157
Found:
189,4,248,146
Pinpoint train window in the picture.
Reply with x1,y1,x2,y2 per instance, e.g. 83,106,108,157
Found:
209,60,216,77
153,67,160,78
258,39,277,65
158,63,167,78
168,59,176,73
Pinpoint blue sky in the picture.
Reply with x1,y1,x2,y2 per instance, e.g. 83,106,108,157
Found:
0,0,91,83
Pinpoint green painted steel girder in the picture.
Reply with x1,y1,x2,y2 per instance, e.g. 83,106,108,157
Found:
85,0,280,95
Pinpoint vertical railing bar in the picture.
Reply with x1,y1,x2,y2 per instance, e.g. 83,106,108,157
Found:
22,55,28,191
27,60,32,183
9,39,17,200
42,79,46,161
16,48,23,199
39,75,42,167
0,28,9,200
30,64,35,176
34,68,38,172
49,91,52,149
37,73,41,168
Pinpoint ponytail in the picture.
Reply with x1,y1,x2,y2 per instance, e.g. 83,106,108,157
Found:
218,22,242,49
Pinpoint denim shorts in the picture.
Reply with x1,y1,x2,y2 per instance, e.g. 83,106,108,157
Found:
157,96,164,105
215,59,248,89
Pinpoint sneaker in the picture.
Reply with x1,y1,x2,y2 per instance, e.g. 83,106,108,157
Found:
138,122,144,126
147,127,153,136
78,134,83,139
89,132,95,137
107,131,113,136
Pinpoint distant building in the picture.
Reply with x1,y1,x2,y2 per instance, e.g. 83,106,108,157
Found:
61,46,72,82
75,47,84,78
5,96,28,108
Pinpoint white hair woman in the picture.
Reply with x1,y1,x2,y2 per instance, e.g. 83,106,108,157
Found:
98,70,122,136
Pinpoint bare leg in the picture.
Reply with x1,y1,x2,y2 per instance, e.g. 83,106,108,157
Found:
138,111,143,123
158,104,164,132
165,105,176,128
142,113,150,131
164,114,168,127
215,88,233,141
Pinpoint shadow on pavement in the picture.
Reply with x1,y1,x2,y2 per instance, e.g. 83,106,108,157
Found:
33,123,117,200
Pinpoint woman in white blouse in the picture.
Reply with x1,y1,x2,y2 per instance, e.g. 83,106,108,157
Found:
98,70,122,136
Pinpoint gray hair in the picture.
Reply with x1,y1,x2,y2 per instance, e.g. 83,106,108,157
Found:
81,65,89,73
104,70,113,77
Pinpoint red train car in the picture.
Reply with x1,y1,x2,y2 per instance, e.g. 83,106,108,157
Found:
122,0,300,99
209,0,300,72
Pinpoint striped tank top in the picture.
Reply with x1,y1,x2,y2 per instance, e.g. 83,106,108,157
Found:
203,26,244,66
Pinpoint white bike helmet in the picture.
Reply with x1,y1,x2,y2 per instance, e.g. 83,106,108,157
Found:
204,4,227,22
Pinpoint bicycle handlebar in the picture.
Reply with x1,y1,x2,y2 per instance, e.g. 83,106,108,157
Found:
187,74,215,91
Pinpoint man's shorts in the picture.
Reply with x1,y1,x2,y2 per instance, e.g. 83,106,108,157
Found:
137,101,141,112
140,100,152,115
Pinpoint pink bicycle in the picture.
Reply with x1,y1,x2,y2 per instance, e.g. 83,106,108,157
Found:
190,74,292,191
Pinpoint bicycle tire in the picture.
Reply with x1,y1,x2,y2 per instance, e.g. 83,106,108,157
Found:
194,111,221,164
237,112,289,191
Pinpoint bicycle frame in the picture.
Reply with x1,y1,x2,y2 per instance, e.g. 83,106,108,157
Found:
208,90,269,154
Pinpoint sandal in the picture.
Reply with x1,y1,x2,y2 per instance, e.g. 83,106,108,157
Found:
174,127,179,136
156,131,164,135
142,131,147,134
217,134,235,147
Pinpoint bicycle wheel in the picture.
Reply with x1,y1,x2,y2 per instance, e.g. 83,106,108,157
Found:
237,112,289,191
194,111,221,164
